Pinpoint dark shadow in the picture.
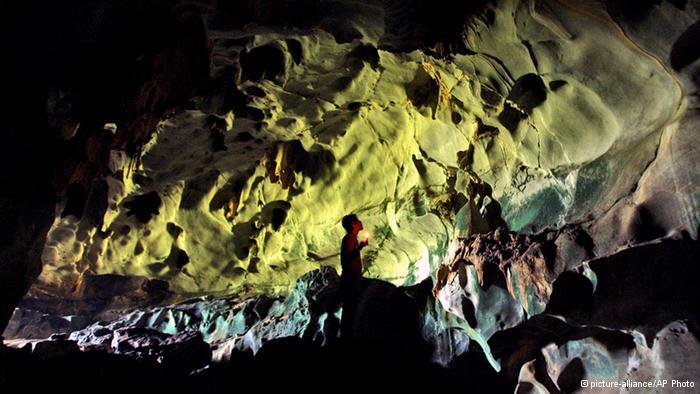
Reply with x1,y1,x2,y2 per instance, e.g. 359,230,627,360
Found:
240,45,285,82
124,190,162,223
61,183,86,219
545,271,594,317
285,39,303,64
557,357,585,393
670,19,700,70
348,43,380,70
406,66,440,115
179,171,219,210
498,73,547,132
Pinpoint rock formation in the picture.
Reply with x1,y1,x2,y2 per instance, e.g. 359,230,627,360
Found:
1,0,699,392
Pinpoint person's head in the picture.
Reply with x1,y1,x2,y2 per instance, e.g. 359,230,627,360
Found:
342,214,363,234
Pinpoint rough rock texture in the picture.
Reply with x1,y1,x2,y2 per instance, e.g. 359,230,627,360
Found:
590,0,700,255
23,0,694,308
0,0,210,333
554,238,699,340
7,268,341,351
4,268,492,391
8,267,450,362
433,231,699,390
509,318,700,393
435,226,593,318
2,0,700,392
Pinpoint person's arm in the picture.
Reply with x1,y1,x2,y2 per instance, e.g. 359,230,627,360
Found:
342,237,366,258
358,238,368,249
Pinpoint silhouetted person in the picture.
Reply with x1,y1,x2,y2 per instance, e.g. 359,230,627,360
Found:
339,214,368,340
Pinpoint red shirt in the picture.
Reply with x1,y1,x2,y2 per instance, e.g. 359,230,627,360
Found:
340,233,363,282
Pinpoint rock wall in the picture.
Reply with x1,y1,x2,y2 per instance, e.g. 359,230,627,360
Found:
2,1,699,391
25,0,698,307
434,230,699,388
